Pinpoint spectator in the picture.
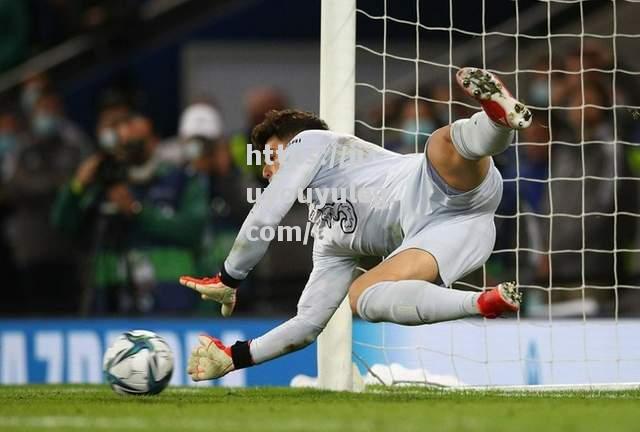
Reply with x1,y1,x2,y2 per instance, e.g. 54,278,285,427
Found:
19,73,50,116
536,80,621,315
0,106,21,161
178,104,255,268
95,88,133,155
157,102,223,166
229,87,288,185
527,56,551,110
392,97,438,154
3,87,90,314
52,114,209,315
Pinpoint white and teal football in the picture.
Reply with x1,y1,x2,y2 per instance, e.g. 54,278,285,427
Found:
103,330,174,395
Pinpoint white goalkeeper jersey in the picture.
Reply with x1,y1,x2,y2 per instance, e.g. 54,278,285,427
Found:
223,129,502,282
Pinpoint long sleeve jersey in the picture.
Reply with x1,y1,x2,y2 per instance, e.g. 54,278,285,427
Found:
221,129,500,286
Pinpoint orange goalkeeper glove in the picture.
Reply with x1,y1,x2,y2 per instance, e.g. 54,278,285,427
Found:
179,274,236,317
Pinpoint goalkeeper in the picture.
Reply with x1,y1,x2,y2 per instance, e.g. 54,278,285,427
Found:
180,67,532,381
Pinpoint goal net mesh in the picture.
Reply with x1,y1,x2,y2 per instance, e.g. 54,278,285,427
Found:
351,0,640,387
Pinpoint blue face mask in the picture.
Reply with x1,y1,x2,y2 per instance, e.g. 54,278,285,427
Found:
529,80,549,107
33,113,60,138
401,119,436,147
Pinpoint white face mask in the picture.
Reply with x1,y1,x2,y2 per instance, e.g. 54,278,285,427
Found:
99,128,118,152
183,139,202,161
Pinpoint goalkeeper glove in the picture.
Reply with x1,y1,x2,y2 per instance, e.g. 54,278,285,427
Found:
179,274,236,317
186,335,254,381
187,335,234,381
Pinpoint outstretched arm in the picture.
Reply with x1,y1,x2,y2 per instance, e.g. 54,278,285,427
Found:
187,254,357,381
221,132,329,286
248,254,357,364
179,131,331,316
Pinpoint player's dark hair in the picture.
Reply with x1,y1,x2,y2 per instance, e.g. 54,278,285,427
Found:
251,109,329,150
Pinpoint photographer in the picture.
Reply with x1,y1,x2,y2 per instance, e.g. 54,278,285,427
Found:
52,114,208,315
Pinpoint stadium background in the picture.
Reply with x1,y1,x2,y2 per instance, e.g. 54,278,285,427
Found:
0,0,639,387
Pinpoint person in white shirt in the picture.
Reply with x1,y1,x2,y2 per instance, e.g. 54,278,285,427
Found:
180,67,532,381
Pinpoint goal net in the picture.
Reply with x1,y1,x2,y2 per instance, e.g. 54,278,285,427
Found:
317,0,640,389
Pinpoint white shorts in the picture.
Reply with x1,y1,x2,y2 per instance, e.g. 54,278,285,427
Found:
388,150,503,286
387,211,497,286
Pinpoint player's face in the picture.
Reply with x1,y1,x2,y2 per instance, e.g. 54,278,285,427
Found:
262,136,286,182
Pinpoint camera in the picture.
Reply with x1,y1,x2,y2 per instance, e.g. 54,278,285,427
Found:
94,126,147,186
94,152,128,186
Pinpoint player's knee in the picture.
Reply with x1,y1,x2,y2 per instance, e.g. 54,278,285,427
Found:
348,279,379,317
348,284,363,315
350,282,386,323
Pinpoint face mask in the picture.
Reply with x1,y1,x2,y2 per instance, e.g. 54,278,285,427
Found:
0,133,18,156
402,119,435,147
99,128,118,153
184,139,203,161
33,113,60,138
529,80,549,107
21,86,41,114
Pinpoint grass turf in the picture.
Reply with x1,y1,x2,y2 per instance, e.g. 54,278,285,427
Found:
0,385,639,432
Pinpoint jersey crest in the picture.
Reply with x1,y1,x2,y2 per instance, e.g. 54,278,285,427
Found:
309,199,358,234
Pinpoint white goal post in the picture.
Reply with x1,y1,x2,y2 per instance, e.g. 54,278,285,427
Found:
317,0,359,392
317,0,640,391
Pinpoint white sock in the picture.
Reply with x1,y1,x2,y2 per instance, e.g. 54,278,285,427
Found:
450,111,514,160
356,280,480,325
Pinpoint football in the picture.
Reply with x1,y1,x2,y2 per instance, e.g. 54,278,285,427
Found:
103,330,174,395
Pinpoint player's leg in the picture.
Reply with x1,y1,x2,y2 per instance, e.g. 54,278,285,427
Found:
349,215,521,325
188,254,357,381
427,67,532,192
348,249,519,325
349,249,477,323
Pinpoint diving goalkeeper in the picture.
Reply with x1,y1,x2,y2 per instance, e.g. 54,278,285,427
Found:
180,67,532,381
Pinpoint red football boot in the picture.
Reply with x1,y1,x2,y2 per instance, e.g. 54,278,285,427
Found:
456,67,532,130
477,282,521,319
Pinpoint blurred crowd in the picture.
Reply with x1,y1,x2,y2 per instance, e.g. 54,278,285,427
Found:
1,33,639,318
357,41,640,317
0,71,315,317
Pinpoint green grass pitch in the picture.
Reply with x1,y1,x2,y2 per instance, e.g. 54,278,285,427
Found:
1,385,639,432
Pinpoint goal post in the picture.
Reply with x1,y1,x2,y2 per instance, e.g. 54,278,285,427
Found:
316,0,640,390
317,0,358,391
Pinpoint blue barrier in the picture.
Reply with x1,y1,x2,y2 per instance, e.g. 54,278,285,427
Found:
0,319,316,387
